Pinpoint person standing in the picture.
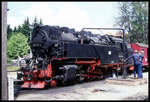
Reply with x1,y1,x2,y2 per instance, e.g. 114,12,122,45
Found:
125,50,144,78
137,50,144,78
17,56,22,66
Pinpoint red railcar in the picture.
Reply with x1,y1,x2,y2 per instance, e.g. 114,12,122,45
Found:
130,43,148,67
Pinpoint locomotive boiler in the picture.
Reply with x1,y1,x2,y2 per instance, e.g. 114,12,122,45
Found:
17,24,133,88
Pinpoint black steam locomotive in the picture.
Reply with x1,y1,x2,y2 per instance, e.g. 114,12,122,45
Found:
17,24,133,88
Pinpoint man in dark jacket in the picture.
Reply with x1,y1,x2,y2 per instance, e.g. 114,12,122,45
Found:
125,50,144,78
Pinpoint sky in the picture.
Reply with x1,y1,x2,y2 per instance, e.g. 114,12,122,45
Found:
7,2,120,33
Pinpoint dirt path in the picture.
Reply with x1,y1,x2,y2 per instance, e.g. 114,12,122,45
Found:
14,72,148,100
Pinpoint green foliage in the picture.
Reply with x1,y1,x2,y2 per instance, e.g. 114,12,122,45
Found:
21,17,31,38
7,24,13,40
7,57,12,64
7,17,44,60
20,17,31,43
115,2,148,44
13,26,17,32
17,25,22,33
7,32,30,59
33,16,38,25
32,16,43,26
39,18,43,26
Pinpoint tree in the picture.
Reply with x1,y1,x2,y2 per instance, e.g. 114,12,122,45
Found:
21,17,31,38
7,32,30,59
17,25,22,33
13,26,17,32
33,16,38,25
115,2,148,44
39,18,43,26
7,17,45,60
7,24,13,39
32,16,44,26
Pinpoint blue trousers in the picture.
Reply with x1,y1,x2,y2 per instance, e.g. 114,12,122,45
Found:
134,63,143,78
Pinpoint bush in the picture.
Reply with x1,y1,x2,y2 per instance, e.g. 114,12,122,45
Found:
7,32,30,59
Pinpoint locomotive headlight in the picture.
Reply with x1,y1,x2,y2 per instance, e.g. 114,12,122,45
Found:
108,51,111,55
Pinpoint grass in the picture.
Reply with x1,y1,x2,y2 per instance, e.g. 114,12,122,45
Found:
7,66,20,71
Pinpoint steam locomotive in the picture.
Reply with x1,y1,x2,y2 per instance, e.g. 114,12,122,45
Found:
17,24,133,88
